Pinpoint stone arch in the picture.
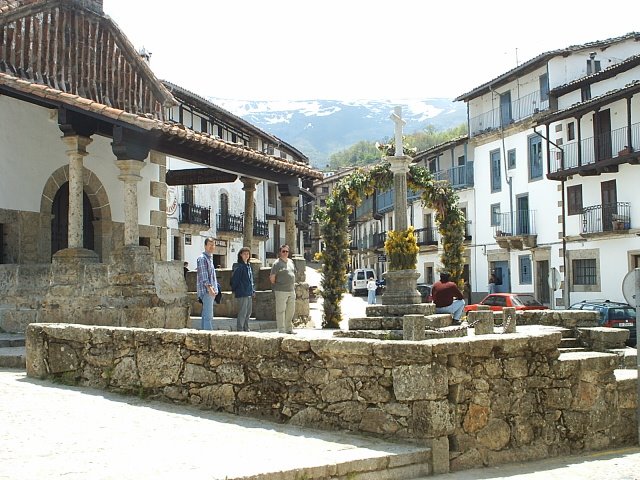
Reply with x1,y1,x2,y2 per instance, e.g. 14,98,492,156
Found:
40,165,112,261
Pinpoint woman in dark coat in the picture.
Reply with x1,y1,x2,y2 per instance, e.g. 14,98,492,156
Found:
230,247,255,332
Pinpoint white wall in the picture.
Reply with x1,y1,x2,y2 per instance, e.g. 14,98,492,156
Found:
0,95,156,225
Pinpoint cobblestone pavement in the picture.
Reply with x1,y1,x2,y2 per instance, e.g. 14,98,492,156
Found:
0,370,428,480
419,447,640,479
4,285,639,479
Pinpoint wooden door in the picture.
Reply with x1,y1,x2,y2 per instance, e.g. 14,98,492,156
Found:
595,110,612,161
51,182,94,256
601,180,617,232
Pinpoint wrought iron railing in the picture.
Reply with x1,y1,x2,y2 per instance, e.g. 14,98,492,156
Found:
373,231,387,249
493,210,536,237
179,203,210,227
550,122,640,173
217,213,243,233
433,162,474,188
253,219,269,238
415,227,438,246
470,90,549,137
581,202,631,234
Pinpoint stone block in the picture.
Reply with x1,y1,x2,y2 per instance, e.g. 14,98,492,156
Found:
150,180,166,199
367,303,433,317
577,327,629,351
403,314,426,341
469,310,494,335
348,317,382,330
393,364,448,401
426,314,451,328
0,309,36,333
502,307,517,333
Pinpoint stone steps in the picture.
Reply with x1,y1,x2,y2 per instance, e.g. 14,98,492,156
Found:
349,314,452,331
609,347,638,369
234,446,432,480
560,336,582,348
0,333,26,369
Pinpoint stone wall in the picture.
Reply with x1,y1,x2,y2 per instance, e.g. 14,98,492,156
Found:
185,259,310,322
0,253,189,333
26,323,638,472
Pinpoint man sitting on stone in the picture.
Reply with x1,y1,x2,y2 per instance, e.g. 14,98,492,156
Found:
432,271,465,324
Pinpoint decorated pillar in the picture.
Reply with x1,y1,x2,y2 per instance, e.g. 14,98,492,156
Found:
62,135,92,249
115,160,144,246
382,107,420,305
241,177,258,250
281,195,299,254
388,106,411,232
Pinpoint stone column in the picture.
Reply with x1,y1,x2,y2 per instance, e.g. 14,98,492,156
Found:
62,135,92,249
115,160,144,247
281,195,299,254
241,177,258,250
388,155,412,233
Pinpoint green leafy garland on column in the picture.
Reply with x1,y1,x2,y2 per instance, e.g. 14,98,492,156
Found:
313,162,465,328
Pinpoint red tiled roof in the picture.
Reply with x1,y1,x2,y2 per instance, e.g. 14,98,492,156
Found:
0,71,323,180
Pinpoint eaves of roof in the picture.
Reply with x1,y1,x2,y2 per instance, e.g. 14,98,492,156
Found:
413,135,469,162
162,81,308,162
551,54,640,96
0,71,322,181
0,0,177,109
454,32,640,103
536,79,640,125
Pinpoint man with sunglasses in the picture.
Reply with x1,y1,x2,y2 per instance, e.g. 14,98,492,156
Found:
269,244,297,334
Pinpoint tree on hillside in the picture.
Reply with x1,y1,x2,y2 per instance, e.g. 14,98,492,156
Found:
327,123,467,170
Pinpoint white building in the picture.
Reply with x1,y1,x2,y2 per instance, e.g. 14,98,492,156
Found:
455,31,640,306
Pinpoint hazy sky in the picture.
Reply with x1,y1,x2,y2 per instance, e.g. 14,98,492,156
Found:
104,0,638,101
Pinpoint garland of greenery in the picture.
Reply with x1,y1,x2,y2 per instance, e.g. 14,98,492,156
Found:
314,162,466,328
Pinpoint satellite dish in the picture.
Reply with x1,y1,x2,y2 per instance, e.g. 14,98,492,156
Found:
622,270,638,307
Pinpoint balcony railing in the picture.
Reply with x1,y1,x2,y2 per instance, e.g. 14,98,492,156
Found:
550,122,640,173
373,231,387,249
433,162,474,189
354,196,374,220
217,213,243,233
415,227,439,246
253,219,269,238
470,90,549,137
581,202,631,234
493,210,536,237
179,203,210,227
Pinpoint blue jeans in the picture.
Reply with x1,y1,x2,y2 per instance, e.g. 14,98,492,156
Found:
201,293,215,330
367,289,376,304
435,299,466,321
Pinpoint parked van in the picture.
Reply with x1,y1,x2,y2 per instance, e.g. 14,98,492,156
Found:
351,268,376,296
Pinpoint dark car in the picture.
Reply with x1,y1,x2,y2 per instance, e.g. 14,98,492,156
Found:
569,300,637,347
416,283,432,303
465,293,548,312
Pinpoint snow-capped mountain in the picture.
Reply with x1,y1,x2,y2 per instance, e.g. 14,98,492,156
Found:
210,98,467,168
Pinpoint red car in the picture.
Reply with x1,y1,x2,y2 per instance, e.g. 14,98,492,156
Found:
464,293,547,312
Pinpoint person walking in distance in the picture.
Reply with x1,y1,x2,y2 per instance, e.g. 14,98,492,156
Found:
366,277,377,304
432,271,466,324
231,246,255,332
488,273,497,294
270,244,296,334
196,237,218,330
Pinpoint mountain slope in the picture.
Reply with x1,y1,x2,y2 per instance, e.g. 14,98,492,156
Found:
210,98,467,168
